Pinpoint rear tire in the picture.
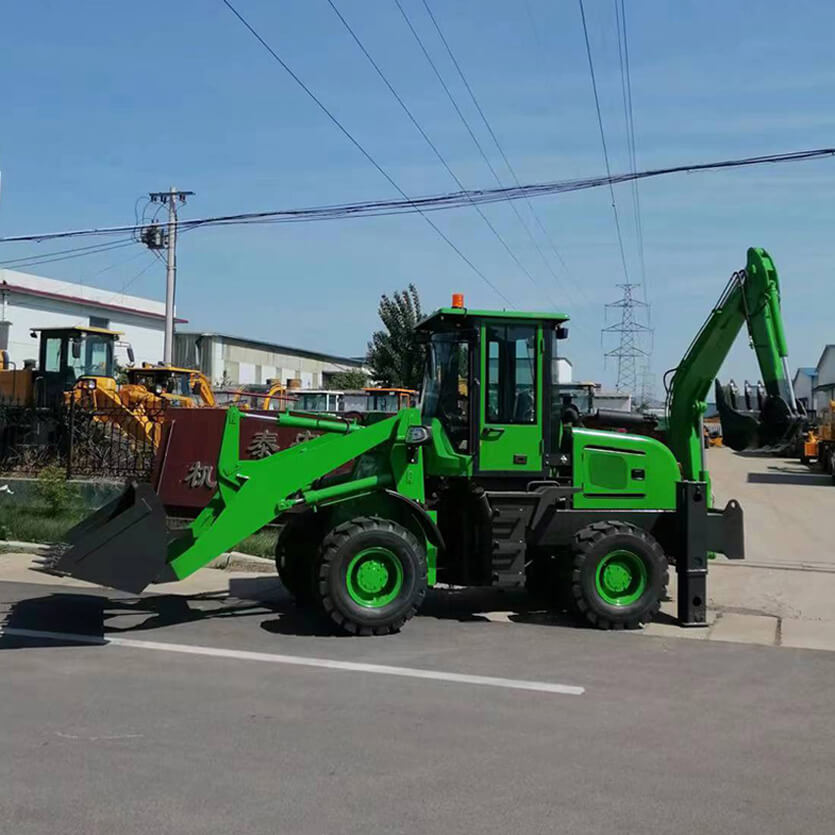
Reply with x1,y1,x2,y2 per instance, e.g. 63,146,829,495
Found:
571,522,668,630
316,517,427,635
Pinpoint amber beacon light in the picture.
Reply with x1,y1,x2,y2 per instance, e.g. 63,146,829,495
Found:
451,293,465,309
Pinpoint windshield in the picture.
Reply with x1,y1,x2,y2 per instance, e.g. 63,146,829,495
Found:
420,334,470,451
368,392,398,412
67,334,114,379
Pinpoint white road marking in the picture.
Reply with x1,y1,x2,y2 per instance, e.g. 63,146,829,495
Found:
2,627,584,696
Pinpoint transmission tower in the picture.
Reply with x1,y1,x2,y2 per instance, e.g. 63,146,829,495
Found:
602,283,653,395
638,362,656,409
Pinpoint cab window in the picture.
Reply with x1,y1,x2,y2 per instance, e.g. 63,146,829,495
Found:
485,325,536,424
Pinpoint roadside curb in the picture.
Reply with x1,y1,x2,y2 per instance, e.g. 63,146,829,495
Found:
0,541,275,574
206,552,275,573
0,541,49,554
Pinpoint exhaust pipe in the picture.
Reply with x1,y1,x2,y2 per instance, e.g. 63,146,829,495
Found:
36,482,170,594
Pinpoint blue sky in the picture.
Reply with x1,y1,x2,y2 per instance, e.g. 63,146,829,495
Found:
1,0,833,391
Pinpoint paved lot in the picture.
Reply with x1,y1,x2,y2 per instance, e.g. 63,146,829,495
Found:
708,446,835,566
1,446,834,833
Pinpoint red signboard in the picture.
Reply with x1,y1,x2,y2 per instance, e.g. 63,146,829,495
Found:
152,408,323,515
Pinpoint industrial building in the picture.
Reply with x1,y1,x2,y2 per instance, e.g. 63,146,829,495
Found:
173,331,366,388
794,346,835,412
0,268,181,367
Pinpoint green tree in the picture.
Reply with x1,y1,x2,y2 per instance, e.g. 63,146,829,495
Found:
327,370,368,390
366,284,425,390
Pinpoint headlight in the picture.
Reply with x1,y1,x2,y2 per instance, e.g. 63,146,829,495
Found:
85,378,97,390
405,425,432,446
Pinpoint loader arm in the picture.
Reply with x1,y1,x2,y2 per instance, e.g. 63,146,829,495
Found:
164,408,420,580
667,247,797,484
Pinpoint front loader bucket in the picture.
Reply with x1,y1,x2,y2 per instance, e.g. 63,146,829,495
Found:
36,482,169,594
715,379,803,453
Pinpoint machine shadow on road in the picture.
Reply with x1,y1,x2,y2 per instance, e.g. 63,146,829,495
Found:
0,574,666,648
747,469,832,486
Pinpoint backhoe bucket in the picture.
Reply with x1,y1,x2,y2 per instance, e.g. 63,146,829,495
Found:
715,379,803,452
36,482,169,594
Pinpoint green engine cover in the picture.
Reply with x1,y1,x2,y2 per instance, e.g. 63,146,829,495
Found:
571,428,679,510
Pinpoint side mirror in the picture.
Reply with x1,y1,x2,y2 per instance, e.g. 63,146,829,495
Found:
555,326,569,340
127,345,135,364
71,340,81,360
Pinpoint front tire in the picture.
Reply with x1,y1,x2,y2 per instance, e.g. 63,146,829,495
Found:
571,522,668,630
275,513,324,604
316,517,427,635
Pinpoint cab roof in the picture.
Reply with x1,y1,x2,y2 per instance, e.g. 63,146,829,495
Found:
32,326,123,337
416,306,569,332
133,364,197,375
364,387,418,394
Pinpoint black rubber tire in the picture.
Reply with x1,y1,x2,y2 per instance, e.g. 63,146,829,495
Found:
800,454,810,467
570,521,668,630
274,514,324,604
316,517,427,635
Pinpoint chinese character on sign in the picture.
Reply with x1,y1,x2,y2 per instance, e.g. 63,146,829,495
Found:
293,430,316,446
247,430,280,459
183,461,217,489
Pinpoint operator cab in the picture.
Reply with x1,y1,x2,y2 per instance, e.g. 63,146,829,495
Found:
364,387,418,413
127,364,206,406
33,326,120,406
297,390,345,413
417,295,569,478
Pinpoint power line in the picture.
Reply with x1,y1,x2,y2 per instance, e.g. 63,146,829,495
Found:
325,0,533,302
395,0,565,307
0,238,139,269
220,0,511,306
578,0,631,284
426,0,583,301
1,146,832,243
614,0,647,301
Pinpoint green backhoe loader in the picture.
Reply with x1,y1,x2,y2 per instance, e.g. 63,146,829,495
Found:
42,248,796,635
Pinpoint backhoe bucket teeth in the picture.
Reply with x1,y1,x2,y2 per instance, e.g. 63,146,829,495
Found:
715,380,803,453
35,482,169,594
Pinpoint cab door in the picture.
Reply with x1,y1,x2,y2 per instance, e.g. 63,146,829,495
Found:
477,323,543,474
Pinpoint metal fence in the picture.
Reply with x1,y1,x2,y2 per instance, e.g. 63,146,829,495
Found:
0,400,163,481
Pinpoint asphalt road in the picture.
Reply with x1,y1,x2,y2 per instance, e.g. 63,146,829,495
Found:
2,576,834,835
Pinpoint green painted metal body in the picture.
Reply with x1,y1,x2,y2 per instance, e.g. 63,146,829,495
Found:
667,247,792,485
571,428,679,510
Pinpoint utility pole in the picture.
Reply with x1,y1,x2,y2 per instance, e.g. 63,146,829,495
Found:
143,187,194,364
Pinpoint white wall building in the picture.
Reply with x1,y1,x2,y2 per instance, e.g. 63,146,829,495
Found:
792,366,818,410
0,269,179,367
174,331,365,389
811,345,835,412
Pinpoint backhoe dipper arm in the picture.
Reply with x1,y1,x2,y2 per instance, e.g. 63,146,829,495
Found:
667,247,794,484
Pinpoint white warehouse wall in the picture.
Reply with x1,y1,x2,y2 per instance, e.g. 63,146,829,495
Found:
0,268,169,368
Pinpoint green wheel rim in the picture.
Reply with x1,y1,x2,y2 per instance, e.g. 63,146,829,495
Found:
595,549,648,606
346,547,404,608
